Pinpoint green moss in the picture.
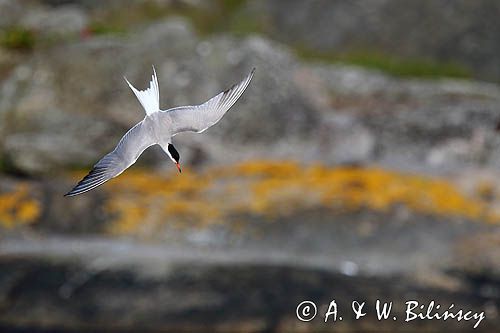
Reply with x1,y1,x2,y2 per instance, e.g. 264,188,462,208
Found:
171,0,253,36
0,158,7,173
225,11,267,36
218,0,247,13
343,53,470,78
86,0,254,37
87,1,172,36
295,47,471,79
87,22,126,35
0,27,35,51
0,154,20,175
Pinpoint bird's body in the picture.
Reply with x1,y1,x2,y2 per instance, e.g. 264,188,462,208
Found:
65,67,254,196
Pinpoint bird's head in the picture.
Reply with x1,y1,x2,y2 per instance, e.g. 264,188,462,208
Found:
167,143,181,173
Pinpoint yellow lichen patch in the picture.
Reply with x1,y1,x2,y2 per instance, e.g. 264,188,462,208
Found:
0,184,41,228
103,168,217,234
98,161,500,235
227,160,302,178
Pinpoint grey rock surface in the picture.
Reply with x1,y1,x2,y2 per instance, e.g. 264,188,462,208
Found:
20,5,88,37
0,0,23,29
0,208,498,332
1,17,500,175
253,0,500,82
1,3,500,333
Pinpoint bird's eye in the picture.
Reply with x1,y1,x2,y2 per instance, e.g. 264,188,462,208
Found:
168,144,180,162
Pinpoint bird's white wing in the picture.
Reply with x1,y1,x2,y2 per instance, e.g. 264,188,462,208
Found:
125,66,160,115
65,121,155,196
163,68,254,135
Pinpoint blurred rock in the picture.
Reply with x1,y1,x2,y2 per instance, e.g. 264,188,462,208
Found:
0,208,498,332
1,3,500,333
254,0,500,82
0,0,22,28
0,18,321,174
20,5,88,37
2,15,500,175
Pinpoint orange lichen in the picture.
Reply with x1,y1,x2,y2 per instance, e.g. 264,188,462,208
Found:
96,161,500,235
0,184,41,228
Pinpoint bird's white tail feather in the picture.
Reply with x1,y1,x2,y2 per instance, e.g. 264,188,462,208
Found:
125,66,160,115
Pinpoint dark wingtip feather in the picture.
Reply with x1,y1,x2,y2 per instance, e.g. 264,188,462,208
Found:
64,184,80,197
64,185,84,197
64,165,110,197
64,189,81,197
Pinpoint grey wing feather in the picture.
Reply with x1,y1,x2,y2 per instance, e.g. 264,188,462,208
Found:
65,121,154,196
164,68,255,135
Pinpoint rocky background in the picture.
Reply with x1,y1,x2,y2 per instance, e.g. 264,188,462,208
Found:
1,0,500,332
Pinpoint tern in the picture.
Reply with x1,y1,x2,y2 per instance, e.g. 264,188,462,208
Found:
65,67,255,197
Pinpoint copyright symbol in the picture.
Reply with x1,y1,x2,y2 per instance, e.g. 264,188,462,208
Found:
296,300,317,322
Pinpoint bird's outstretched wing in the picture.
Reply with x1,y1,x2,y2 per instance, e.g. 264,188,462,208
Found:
65,121,154,196
163,68,254,135
124,66,160,115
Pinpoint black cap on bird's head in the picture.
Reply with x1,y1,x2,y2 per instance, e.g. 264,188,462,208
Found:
167,143,181,173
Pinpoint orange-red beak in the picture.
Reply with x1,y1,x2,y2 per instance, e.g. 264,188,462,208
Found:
176,162,182,173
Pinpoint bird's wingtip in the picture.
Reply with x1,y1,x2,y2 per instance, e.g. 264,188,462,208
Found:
64,186,80,197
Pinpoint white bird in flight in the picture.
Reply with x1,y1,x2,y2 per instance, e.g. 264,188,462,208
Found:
65,67,255,197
